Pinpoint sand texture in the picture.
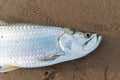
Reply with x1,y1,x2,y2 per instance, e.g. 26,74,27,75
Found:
0,0,120,80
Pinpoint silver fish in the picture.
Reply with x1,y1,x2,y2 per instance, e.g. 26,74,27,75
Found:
0,20,102,72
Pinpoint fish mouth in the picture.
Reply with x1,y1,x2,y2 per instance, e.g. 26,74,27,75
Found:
97,35,102,43
83,33,102,51
85,33,102,45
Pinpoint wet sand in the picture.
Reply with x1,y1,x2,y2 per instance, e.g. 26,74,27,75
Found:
0,0,120,80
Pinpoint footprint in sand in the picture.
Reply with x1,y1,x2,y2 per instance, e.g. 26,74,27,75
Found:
42,69,58,80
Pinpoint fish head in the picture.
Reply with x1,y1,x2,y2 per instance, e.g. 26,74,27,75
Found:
60,29,102,58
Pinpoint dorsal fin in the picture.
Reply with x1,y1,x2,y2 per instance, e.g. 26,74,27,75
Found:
0,20,9,26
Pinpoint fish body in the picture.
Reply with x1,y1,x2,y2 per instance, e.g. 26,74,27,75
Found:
0,21,102,72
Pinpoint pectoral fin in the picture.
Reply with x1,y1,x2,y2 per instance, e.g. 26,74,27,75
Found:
0,65,19,73
38,55,61,61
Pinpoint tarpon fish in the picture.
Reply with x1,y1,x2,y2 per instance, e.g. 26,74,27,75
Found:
0,20,102,72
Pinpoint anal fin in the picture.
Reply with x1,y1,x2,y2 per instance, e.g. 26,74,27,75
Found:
0,65,19,73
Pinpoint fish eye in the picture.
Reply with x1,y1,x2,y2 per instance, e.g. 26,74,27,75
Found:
84,33,92,38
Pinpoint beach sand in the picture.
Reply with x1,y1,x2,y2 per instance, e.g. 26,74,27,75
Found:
0,0,120,80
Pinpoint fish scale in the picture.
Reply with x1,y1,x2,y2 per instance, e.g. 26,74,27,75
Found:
0,24,65,65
